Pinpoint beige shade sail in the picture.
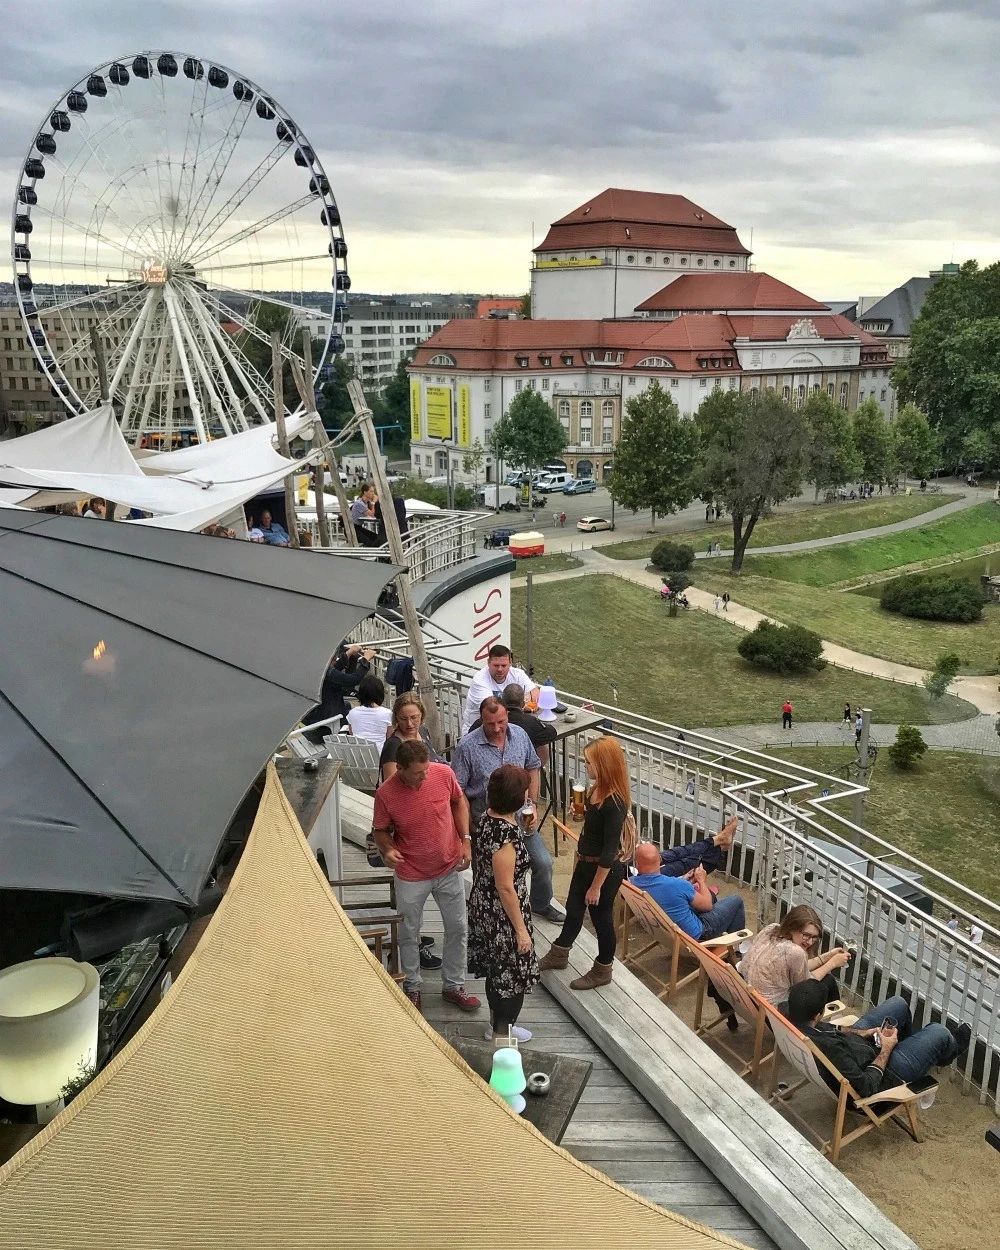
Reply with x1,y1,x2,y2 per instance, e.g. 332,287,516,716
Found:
0,766,745,1249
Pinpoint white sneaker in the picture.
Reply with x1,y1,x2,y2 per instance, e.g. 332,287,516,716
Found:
485,1024,533,1043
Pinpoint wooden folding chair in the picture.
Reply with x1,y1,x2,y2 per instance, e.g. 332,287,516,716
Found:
617,878,753,1001
327,872,403,980
687,938,776,1085
764,1002,937,1163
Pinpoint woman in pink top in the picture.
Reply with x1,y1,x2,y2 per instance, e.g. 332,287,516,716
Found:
740,905,850,1008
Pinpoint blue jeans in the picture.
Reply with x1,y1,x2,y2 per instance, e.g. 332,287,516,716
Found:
661,837,723,877
698,893,746,940
852,996,958,1085
521,827,555,910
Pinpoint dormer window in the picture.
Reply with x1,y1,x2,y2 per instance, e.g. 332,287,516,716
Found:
515,355,529,367
561,353,574,366
539,354,552,366
698,359,708,368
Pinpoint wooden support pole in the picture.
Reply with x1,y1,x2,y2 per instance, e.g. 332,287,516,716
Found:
289,352,357,547
271,332,299,548
348,377,444,752
89,326,116,521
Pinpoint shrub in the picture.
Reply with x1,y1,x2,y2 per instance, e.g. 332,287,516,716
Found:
880,572,986,622
390,477,475,510
887,723,927,769
651,540,695,572
736,620,826,674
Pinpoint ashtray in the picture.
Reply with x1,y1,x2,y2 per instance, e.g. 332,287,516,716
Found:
526,1071,550,1097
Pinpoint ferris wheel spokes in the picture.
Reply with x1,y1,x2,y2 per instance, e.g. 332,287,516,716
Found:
177,282,263,429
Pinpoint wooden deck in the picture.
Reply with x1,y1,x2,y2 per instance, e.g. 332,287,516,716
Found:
338,835,776,1249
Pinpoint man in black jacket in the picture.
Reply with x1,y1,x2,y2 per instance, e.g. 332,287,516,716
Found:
787,979,970,1100
301,644,375,744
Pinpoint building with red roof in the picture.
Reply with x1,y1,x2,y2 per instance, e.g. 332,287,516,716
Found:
476,298,523,319
406,189,890,483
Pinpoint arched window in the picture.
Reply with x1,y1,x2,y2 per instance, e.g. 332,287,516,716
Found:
602,399,615,418
428,353,455,366
635,355,673,368
579,400,594,418
558,399,570,417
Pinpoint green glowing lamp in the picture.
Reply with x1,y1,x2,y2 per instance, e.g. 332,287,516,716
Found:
489,1043,526,1115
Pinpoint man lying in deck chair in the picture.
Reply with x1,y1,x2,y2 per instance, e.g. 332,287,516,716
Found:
659,815,738,879
633,842,746,941
786,980,971,1102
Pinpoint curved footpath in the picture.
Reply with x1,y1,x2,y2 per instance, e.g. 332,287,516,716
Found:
511,519,1000,750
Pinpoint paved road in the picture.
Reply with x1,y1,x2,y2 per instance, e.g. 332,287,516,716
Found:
695,715,1000,755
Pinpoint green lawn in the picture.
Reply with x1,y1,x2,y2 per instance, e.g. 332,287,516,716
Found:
770,746,1000,903
718,502,1000,587
511,552,583,576
510,576,975,727
688,569,1000,673
599,494,962,561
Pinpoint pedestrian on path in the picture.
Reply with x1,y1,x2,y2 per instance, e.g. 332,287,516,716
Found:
714,594,721,613
722,591,730,611
552,511,559,528
707,540,713,556
781,700,793,730
560,511,567,528
713,541,722,557
855,711,864,744
971,919,984,946
843,702,851,725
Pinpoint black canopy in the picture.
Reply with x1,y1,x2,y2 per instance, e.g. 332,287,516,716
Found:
0,510,397,906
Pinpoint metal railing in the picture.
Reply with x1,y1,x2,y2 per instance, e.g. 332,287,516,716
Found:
299,510,481,583
411,653,1000,1107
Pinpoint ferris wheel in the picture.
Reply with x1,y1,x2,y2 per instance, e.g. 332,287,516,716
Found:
11,51,348,444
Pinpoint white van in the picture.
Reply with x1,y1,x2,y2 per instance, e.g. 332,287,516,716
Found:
536,472,573,492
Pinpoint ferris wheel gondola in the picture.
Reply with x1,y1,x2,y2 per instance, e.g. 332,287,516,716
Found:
10,50,347,444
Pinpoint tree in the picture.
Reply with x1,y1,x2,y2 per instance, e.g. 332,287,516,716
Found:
381,353,414,436
850,399,897,486
610,382,699,529
894,403,940,483
803,391,861,499
887,724,927,770
519,291,531,319
961,425,1000,474
234,300,297,404
494,389,566,472
923,651,962,700
462,438,486,497
318,355,356,433
650,541,695,572
694,388,810,573
894,259,1000,461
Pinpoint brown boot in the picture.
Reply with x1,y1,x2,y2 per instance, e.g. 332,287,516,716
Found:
570,960,613,991
538,943,571,972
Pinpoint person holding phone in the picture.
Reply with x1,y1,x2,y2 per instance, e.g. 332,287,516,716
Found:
787,981,971,1098
741,905,850,1007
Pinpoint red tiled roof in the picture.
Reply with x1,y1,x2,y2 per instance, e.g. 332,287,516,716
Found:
410,312,881,374
535,188,750,255
476,298,522,318
636,272,829,313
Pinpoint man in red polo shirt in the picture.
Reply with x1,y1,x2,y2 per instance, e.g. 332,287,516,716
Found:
373,739,480,1014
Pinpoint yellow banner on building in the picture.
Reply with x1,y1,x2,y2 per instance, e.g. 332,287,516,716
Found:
409,380,422,441
535,257,603,269
457,384,471,447
426,386,453,441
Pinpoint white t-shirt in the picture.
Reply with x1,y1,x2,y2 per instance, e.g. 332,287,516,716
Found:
970,924,984,946
461,664,536,733
347,705,393,744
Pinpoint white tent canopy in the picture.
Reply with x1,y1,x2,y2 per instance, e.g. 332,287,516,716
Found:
0,406,319,531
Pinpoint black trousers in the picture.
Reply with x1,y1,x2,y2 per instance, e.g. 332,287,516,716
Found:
485,979,524,1033
556,859,627,965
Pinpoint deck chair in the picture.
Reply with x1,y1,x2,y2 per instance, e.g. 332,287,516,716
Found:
764,1002,937,1163
617,878,753,1001
688,938,776,1085
322,734,382,792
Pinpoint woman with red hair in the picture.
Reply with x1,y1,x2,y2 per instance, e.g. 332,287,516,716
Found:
538,735,638,990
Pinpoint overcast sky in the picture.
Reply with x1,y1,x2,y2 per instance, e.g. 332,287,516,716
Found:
3,0,999,299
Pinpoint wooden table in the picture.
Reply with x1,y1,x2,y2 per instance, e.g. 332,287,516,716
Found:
445,1033,591,1144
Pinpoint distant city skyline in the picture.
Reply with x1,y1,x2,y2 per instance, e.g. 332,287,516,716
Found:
2,3,999,300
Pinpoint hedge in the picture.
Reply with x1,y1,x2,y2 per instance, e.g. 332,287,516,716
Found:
879,572,986,622
737,620,826,674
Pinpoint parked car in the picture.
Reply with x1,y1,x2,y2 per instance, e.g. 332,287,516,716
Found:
564,477,597,495
576,515,613,532
536,471,573,492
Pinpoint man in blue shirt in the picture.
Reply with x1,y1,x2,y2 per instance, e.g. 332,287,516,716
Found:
632,841,745,940
257,508,290,547
452,696,565,923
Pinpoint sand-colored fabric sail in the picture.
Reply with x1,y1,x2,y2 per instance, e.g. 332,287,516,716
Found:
0,766,746,1249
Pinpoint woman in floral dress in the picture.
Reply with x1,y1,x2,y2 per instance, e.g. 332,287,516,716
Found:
467,764,541,1042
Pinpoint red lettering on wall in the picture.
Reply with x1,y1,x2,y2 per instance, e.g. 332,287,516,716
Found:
472,584,505,663
474,634,502,662
473,610,502,638
473,587,502,613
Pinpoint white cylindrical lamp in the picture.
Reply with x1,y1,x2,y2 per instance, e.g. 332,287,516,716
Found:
0,957,100,1120
536,685,559,722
